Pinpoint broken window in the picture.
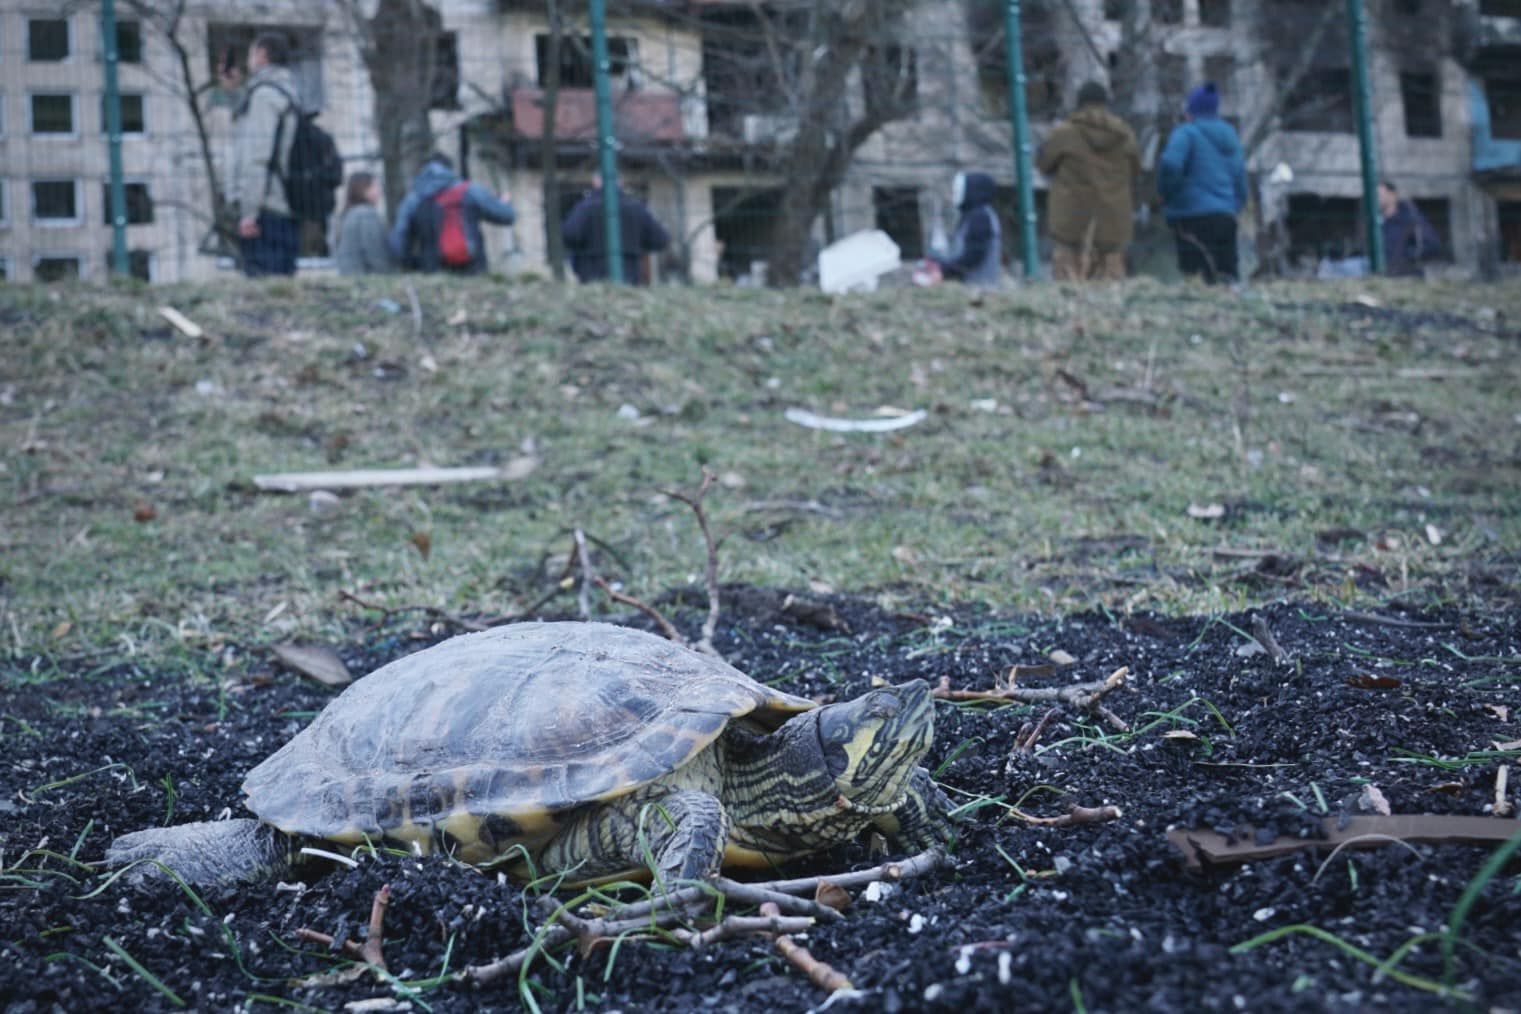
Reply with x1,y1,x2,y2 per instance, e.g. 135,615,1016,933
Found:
1282,68,1354,132
1199,0,1232,27
431,32,460,110
535,34,634,89
101,93,146,134
207,25,325,111
1499,201,1521,263
34,256,81,282
32,180,79,223
1285,193,1360,263
701,8,800,136
101,182,154,226
969,0,1062,119
711,186,783,281
1411,198,1452,261
873,187,924,260
28,18,70,62
1400,70,1442,137
30,94,75,134
1485,75,1521,140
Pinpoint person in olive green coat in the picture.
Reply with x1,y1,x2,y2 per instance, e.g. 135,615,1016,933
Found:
1036,81,1141,281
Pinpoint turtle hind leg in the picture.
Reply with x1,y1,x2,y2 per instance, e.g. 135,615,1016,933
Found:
539,790,730,886
107,818,289,887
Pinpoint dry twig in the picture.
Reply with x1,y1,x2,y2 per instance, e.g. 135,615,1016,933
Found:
337,589,496,633
935,667,1130,732
1250,613,1289,665
760,902,854,992
1012,803,1123,828
664,467,721,654
295,883,391,972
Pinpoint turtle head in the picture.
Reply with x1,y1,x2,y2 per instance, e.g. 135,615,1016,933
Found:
815,680,934,809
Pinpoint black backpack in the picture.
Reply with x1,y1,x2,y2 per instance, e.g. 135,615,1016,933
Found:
259,82,342,222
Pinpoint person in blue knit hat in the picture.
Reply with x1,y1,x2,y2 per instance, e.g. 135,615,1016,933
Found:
1158,81,1248,283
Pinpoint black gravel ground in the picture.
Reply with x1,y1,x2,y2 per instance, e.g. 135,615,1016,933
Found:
3,588,1519,1012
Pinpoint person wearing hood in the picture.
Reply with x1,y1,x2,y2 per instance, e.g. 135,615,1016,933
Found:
390,153,516,274
1037,81,1140,281
561,177,671,284
929,171,1003,287
223,33,302,276
1158,82,1248,284
1378,180,1442,277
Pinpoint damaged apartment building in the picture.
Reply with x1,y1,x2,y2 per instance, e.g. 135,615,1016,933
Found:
1,0,1517,283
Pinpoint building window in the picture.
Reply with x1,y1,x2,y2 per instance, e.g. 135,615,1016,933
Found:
101,182,154,225
535,35,634,88
1282,68,1354,132
1394,0,1422,13
30,94,76,134
430,32,460,110
100,93,146,134
1477,0,1521,15
1155,0,1184,23
0,258,8,281
0,180,8,225
1200,0,1232,26
1400,71,1442,137
1485,75,1521,140
35,256,82,282
116,20,143,63
102,248,153,281
32,180,80,224
873,187,924,260
207,25,325,111
972,1,1061,119
865,45,918,116
1103,0,1124,19
1286,193,1360,263
1498,201,1521,263
28,18,71,62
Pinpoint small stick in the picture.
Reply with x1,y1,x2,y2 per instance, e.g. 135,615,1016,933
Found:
295,883,391,972
1339,610,1450,630
1250,613,1288,665
665,467,721,655
1012,708,1062,756
573,528,595,620
337,589,494,632
404,281,423,343
594,577,686,644
1497,765,1513,818
935,668,1130,731
671,913,816,948
1012,803,1123,828
760,902,853,993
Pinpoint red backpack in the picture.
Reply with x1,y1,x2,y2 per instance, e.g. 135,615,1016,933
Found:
435,182,472,268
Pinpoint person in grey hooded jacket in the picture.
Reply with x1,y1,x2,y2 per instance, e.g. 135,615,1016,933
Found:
930,171,1003,287
1158,82,1247,284
389,154,516,274
223,33,301,276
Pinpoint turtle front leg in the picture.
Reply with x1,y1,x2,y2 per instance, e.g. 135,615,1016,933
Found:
107,818,292,886
539,790,731,885
873,767,956,853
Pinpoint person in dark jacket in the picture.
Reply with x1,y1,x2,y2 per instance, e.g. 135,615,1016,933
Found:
1158,82,1248,284
1037,81,1140,281
389,154,515,274
930,171,1002,287
1378,180,1442,277
334,172,394,275
562,178,671,284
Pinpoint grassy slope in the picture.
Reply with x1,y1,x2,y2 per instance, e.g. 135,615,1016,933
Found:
2,275,1518,655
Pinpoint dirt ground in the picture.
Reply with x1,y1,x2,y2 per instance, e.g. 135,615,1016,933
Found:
3,589,1519,1012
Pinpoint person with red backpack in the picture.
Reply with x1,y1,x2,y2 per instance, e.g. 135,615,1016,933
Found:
390,154,516,274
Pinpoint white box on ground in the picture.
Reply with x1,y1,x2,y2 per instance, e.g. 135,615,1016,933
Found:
818,229,901,294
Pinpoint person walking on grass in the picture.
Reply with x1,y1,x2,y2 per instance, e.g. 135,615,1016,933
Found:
1158,81,1248,284
562,177,671,285
1378,180,1442,277
334,173,394,275
390,153,516,275
1037,81,1140,282
223,33,301,277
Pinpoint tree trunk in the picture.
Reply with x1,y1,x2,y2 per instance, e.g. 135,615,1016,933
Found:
358,0,443,217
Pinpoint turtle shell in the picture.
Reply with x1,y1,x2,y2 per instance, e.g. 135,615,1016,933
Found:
242,622,815,864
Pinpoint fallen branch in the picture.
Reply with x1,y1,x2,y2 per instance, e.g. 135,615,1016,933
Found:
760,901,853,993
594,577,685,643
458,849,947,986
934,668,1130,732
295,883,391,972
1339,610,1450,630
337,589,496,633
1168,815,1521,871
670,911,815,949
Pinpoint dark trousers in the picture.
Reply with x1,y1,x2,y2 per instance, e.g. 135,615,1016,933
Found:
1171,213,1238,284
240,210,299,277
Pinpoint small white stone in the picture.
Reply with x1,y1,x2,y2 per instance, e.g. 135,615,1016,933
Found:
1253,906,1277,922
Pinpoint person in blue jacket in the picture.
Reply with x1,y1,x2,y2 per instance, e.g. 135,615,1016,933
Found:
389,153,516,274
1158,82,1247,284
930,171,1003,287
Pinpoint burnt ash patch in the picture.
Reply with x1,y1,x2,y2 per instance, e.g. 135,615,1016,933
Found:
3,595,1519,1012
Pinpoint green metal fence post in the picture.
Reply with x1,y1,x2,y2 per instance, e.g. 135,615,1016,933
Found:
589,0,624,283
1004,0,1040,279
101,0,129,277
1346,0,1384,274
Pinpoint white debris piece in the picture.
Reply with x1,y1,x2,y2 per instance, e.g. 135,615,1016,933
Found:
818,229,901,294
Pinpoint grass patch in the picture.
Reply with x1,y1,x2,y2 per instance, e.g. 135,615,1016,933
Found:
2,275,1518,653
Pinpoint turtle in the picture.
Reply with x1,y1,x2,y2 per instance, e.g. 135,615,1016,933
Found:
107,621,954,887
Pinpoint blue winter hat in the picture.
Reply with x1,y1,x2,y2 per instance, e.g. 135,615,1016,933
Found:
1186,82,1220,117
